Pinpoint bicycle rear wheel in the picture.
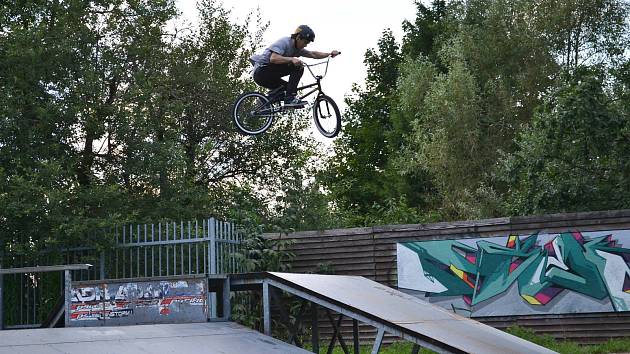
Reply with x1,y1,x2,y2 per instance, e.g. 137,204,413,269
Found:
313,95,341,138
233,92,277,135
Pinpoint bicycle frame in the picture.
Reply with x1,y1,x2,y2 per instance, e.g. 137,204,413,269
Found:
297,58,331,101
266,58,332,104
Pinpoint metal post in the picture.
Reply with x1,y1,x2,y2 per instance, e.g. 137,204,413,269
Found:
208,218,217,319
0,270,3,330
64,270,72,327
311,303,319,353
209,218,217,274
353,318,360,354
100,251,106,280
222,277,231,320
263,280,271,336
411,344,420,354
371,327,385,354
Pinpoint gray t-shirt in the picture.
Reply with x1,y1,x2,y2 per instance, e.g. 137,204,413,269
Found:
250,36,307,66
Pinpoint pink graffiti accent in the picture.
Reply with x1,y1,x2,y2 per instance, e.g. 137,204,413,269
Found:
534,287,563,305
571,232,585,244
466,253,476,264
509,259,523,274
463,295,472,306
544,239,556,257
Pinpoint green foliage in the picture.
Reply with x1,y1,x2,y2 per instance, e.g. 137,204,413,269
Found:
497,67,630,215
317,328,630,354
230,217,296,332
320,0,630,225
506,325,630,354
305,342,435,354
233,231,295,273
0,0,316,255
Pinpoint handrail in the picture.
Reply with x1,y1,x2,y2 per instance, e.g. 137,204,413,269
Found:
0,264,92,275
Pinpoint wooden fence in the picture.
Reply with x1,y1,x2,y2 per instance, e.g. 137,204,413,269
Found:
267,209,630,344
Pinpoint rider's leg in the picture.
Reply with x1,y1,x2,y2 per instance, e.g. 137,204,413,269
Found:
285,65,304,101
254,64,305,106
253,65,288,98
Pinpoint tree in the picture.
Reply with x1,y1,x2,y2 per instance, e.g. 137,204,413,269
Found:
497,67,630,215
0,0,318,254
323,29,403,215
533,0,629,68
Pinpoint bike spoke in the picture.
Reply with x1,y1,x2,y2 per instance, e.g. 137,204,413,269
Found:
233,93,275,135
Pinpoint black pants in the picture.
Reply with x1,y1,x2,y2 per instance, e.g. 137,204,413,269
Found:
253,63,304,98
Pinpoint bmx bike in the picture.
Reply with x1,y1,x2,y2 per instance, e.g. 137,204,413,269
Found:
232,57,342,138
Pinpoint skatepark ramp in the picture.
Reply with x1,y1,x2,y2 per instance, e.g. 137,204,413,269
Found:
231,272,556,354
0,322,310,354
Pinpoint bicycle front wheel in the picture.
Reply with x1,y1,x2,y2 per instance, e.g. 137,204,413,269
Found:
233,92,276,135
313,95,341,138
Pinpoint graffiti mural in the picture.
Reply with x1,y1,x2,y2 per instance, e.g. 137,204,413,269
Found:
397,230,630,317
69,278,207,326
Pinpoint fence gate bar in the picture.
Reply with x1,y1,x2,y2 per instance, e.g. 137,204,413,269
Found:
63,270,71,327
263,280,271,336
0,265,3,330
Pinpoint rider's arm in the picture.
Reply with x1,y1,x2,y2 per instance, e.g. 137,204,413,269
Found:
270,52,302,65
302,50,340,59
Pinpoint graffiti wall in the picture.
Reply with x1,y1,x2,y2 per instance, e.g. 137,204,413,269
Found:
397,230,630,317
69,278,207,326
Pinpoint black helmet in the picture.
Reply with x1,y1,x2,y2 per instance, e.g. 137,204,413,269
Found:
293,25,315,42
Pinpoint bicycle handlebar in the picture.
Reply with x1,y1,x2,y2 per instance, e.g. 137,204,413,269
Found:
304,52,340,79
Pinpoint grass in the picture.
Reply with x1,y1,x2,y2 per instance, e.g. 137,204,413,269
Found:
505,326,630,354
302,327,630,354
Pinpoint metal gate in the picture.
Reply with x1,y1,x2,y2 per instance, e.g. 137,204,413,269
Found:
0,217,243,329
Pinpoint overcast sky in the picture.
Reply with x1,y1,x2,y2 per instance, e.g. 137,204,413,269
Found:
175,0,420,111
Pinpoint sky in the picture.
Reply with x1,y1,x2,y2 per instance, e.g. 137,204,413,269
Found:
174,0,420,111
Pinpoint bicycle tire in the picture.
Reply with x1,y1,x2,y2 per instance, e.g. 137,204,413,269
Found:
233,92,276,135
313,95,341,138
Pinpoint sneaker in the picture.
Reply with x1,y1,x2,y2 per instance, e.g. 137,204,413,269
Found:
283,97,307,108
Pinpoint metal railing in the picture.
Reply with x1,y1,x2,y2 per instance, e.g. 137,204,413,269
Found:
0,264,92,330
0,217,243,329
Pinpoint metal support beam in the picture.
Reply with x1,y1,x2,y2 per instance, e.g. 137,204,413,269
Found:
208,218,217,319
411,344,421,354
326,311,350,354
64,270,72,327
371,328,385,354
0,270,3,330
264,278,448,354
353,318,360,354
222,277,231,320
263,280,271,336
0,264,92,275
311,303,319,353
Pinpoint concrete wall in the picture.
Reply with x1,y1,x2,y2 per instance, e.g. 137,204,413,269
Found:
69,276,207,327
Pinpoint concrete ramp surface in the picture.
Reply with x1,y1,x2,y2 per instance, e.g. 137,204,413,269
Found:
0,322,309,354
263,272,556,354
